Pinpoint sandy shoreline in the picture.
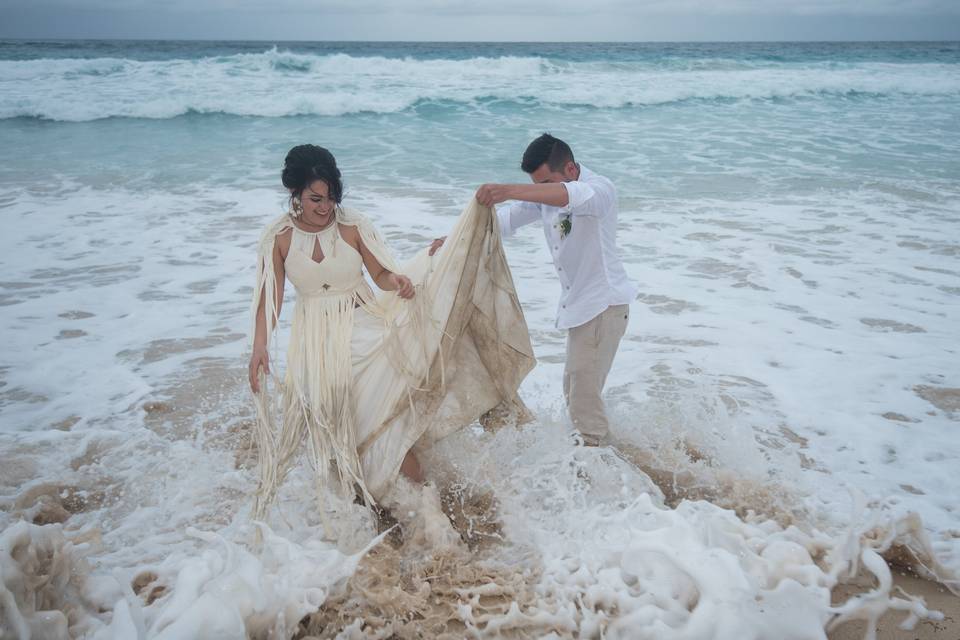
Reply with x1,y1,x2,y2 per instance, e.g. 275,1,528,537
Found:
829,571,960,639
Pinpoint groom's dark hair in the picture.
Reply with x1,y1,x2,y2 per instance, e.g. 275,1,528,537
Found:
521,133,574,174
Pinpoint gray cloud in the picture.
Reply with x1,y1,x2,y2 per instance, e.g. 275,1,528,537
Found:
5,0,960,14
1,0,958,39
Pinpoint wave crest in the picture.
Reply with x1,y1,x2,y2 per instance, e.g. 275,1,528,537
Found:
0,48,957,122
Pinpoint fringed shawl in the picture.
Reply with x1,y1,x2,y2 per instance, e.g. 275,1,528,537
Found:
248,207,416,519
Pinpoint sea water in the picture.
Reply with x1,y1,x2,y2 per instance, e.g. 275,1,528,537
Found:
0,40,958,638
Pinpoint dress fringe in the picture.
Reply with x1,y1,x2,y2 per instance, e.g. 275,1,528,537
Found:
249,203,536,521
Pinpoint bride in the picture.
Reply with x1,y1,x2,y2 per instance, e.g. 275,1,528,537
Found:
247,144,534,526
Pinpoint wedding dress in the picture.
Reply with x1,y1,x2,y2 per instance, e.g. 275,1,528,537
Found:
249,199,534,519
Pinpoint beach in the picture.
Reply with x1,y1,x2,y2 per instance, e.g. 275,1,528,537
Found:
1,40,959,638
829,571,959,639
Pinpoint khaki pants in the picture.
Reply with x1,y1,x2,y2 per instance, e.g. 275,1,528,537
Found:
563,304,629,441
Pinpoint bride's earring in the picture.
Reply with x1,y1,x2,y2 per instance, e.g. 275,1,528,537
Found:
291,196,303,218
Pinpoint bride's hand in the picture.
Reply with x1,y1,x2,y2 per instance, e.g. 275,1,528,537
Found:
390,273,415,299
248,346,269,393
428,236,446,256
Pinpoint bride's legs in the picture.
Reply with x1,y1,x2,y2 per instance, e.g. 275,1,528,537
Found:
381,458,464,551
399,450,424,483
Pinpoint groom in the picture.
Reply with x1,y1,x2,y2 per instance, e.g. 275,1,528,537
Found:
431,133,637,446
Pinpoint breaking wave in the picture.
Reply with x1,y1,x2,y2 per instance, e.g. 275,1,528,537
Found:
1,48,957,121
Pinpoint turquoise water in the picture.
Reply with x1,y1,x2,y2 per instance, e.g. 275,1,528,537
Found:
1,40,957,198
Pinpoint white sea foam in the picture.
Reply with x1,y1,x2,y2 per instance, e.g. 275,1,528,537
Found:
0,519,368,639
0,150,958,635
0,417,950,639
1,49,958,121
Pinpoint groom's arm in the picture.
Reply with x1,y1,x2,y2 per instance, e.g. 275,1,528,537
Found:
476,183,569,208
428,190,543,256
478,181,608,217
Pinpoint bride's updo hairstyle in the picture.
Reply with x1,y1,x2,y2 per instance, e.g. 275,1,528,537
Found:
282,144,343,204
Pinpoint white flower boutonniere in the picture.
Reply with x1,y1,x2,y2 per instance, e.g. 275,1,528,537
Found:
555,213,572,239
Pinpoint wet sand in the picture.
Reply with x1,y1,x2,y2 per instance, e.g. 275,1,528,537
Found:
295,549,960,639
829,572,960,640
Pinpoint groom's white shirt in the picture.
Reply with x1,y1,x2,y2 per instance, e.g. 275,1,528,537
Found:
496,164,638,330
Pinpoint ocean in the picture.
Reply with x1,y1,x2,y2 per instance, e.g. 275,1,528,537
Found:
1,39,958,638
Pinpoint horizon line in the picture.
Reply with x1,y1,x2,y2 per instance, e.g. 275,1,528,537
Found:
1,36,958,44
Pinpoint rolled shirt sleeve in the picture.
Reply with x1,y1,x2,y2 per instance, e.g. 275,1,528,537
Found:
562,176,615,217
562,181,596,210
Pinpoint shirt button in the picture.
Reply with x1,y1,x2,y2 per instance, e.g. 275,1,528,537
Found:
554,246,558,250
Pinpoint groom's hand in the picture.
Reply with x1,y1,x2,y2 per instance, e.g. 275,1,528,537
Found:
475,184,512,207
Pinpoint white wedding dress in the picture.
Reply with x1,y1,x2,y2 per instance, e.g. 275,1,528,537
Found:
249,199,534,519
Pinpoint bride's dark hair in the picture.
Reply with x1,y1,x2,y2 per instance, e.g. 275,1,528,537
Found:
282,144,343,203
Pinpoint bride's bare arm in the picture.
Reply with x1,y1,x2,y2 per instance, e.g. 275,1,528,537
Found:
249,232,288,392
342,224,415,299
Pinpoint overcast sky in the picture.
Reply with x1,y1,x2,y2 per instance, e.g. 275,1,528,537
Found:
1,0,958,41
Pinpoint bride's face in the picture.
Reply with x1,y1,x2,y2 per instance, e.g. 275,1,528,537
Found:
300,180,337,222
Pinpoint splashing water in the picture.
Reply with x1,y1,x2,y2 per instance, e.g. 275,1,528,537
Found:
2,413,954,639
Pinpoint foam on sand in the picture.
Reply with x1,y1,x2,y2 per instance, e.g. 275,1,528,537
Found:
3,416,955,639
0,520,367,639
0,181,958,638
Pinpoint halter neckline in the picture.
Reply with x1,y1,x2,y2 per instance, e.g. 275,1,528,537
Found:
291,219,337,235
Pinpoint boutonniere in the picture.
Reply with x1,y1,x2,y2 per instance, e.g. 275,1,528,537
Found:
555,213,572,239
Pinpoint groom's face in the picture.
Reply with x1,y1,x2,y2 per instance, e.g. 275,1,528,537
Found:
529,160,577,184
